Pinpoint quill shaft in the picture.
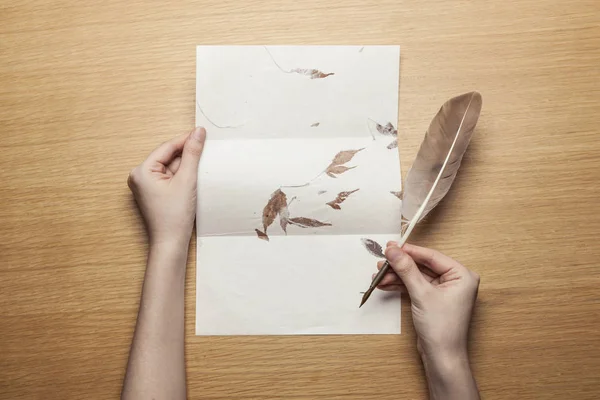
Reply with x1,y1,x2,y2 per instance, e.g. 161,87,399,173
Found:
359,261,390,307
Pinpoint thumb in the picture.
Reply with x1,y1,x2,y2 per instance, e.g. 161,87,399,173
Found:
385,245,428,297
178,127,206,179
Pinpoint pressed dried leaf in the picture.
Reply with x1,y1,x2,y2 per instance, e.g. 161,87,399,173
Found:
326,202,342,210
376,122,397,136
262,189,288,232
367,119,398,139
289,217,332,228
264,49,335,80
326,165,356,177
390,190,403,200
387,139,398,149
279,149,361,188
330,148,364,166
255,229,269,241
291,68,335,79
312,71,334,79
327,189,360,210
361,238,385,258
337,189,359,202
279,206,290,234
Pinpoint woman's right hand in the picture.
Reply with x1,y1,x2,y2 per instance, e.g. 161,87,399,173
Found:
377,242,480,359
375,243,481,399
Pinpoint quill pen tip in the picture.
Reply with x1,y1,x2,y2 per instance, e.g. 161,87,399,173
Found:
359,289,372,308
359,261,391,308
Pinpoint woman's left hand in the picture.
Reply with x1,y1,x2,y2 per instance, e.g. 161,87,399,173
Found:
127,127,206,248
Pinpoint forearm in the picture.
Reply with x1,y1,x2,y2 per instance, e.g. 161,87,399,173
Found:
122,242,189,400
421,351,480,400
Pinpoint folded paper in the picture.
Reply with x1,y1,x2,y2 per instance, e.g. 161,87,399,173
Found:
196,45,402,335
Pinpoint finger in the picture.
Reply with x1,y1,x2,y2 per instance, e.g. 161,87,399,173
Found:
146,133,189,166
178,127,206,180
167,156,182,175
373,272,403,286
127,167,138,191
377,284,407,293
375,267,437,285
418,265,438,280
429,276,442,286
377,260,387,270
402,243,465,275
385,246,429,297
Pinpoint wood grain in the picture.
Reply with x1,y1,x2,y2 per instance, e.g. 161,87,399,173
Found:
1,0,600,398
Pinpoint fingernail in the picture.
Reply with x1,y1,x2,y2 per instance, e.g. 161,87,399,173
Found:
192,127,206,141
386,246,403,263
386,241,398,247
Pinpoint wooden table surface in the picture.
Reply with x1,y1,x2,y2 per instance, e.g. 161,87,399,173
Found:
2,0,600,399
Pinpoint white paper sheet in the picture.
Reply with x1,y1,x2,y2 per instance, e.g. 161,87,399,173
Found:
196,46,402,335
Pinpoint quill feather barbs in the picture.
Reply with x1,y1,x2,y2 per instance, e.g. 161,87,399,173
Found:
399,91,482,244
359,92,482,308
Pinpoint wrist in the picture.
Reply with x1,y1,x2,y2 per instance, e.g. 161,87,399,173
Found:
148,239,189,267
149,231,191,252
421,349,471,379
421,349,478,400
419,339,468,361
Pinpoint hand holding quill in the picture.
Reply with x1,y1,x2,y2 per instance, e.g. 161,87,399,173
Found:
360,91,483,307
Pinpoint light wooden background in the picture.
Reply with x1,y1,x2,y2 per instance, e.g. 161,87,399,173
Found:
2,0,599,399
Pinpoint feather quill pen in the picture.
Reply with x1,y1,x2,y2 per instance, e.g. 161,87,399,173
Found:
360,92,482,307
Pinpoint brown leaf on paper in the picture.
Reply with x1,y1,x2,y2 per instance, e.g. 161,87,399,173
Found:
279,206,290,234
321,148,364,178
325,165,356,178
289,217,332,228
255,229,269,241
390,190,403,199
367,119,398,140
387,139,398,149
361,238,385,258
330,148,364,167
264,48,334,80
327,189,360,210
376,122,398,136
311,122,320,127
262,189,288,232
279,149,362,188
326,202,342,210
291,68,335,79
337,189,360,202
